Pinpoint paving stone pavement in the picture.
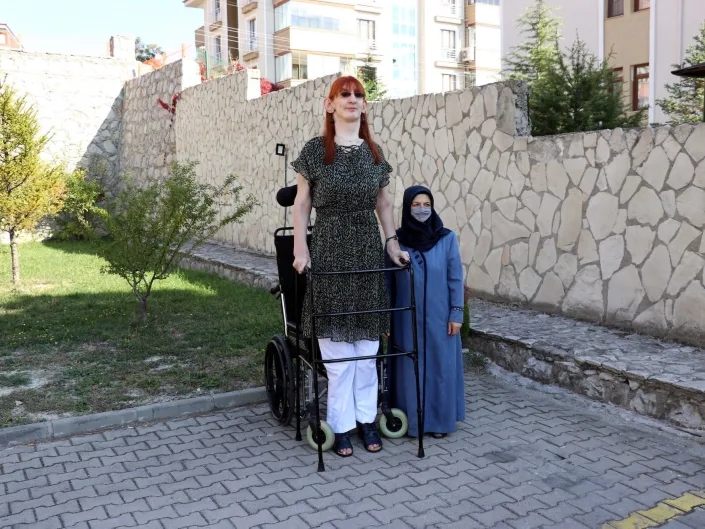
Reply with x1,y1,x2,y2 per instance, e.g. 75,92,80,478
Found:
4,372,705,529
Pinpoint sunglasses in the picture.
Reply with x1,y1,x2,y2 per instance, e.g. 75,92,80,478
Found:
338,91,365,99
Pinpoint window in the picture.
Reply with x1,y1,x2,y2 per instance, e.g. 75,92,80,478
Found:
609,67,623,95
247,19,257,51
633,64,649,110
607,0,624,17
213,0,221,21
441,30,456,49
293,55,308,80
214,36,222,64
442,74,457,92
274,4,289,32
634,0,650,11
466,26,476,49
358,19,376,44
391,0,418,99
275,53,309,83
275,54,291,83
468,0,499,4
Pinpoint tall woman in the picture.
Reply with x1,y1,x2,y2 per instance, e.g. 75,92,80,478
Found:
387,186,465,439
291,76,409,457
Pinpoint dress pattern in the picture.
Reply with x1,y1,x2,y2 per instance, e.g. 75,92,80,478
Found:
291,136,392,343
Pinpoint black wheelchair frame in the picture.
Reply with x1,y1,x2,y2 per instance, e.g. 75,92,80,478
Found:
265,225,425,472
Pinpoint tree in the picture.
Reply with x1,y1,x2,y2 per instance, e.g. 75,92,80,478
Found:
135,37,164,62
504,0,641,136
657,22,705,124
97,162,257,322
503,0,562,87
0,76,66,284
531,39,643,136
358,54,387,101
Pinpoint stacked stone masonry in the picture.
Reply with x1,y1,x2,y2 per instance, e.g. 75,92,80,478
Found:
119,60,200,184
0,50,135,180
173,64,705,347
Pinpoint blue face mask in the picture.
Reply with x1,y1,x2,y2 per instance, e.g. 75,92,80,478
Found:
411,207,432,223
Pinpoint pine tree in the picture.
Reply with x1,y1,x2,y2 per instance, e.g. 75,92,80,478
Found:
504,0,641,136
532,39,643,135
358,53,387,101
657,22,705,124
0,76,66,284
503,0,562,86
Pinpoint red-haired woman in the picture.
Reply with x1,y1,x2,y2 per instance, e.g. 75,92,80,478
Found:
291,76,409,457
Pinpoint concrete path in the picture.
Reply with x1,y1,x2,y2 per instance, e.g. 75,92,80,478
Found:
3,371,705,529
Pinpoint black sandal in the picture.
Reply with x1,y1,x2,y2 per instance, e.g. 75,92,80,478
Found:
333,433,353,458
431,432,447,439
357,422,383,453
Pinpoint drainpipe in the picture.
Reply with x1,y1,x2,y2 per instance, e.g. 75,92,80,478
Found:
597,0,604,62
648,0,656,124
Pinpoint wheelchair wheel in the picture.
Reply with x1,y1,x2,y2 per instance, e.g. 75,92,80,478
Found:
264,336,295,425
379,408,408,439
306,421,335,452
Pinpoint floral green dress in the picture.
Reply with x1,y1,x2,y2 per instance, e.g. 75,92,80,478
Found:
291,137,392,343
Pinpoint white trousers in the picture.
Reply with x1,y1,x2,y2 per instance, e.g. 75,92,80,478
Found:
318,339,379,434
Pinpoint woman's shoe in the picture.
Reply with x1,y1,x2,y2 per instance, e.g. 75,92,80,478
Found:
357,422,383,453
333,432,353,457
430,432,447,439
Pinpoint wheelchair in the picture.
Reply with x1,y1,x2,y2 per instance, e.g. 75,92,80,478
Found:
264,185,425,472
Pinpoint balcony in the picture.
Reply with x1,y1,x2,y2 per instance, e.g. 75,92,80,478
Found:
209,7,222,30
242,0,257,14
466,3,500,27
243,35,259,61
440,47,458,61
183,0,206,7
435,47,462,69
435,3,462,24
356,39,380,59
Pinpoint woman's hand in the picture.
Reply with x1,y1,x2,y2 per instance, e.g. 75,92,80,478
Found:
387,240,410,267
293,252,311,274
448,322,462,336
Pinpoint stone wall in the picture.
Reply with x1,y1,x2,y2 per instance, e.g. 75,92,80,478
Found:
118,60,201,184
175,70,528,254
173,69,705,346
0,50,135,180
502,125,705,346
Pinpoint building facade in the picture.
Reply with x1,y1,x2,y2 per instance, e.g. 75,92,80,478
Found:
0,23,23,51
184,0,501,98
501,0,705,124
184,0,240,72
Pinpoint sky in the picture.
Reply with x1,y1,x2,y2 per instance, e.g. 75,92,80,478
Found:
1,0,204,58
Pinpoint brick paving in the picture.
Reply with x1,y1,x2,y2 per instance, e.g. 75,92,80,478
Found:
3,373,705,529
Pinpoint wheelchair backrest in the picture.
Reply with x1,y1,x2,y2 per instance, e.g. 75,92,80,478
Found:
274,230,310,325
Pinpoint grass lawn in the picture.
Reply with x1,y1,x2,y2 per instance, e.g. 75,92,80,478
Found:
0,241,281,427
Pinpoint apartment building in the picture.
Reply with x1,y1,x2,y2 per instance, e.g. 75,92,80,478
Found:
184,0,240,69
501,0,705,124
0,23,23,51
184,0,501,98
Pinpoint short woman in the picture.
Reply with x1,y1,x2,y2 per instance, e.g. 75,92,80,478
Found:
387,186,465,439
291,76,409,457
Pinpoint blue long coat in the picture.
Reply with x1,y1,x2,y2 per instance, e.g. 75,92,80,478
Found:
386,231,466,437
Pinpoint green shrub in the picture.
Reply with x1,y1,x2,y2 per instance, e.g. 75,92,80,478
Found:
55,169,105,241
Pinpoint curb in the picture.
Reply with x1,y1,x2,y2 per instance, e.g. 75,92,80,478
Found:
467,329,705,432
0,387,267,450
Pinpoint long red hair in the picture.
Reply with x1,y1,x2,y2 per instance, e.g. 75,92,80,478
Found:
323,76,381,165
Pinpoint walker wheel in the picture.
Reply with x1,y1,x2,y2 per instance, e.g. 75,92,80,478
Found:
306,421,335,452
379,408,408,439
